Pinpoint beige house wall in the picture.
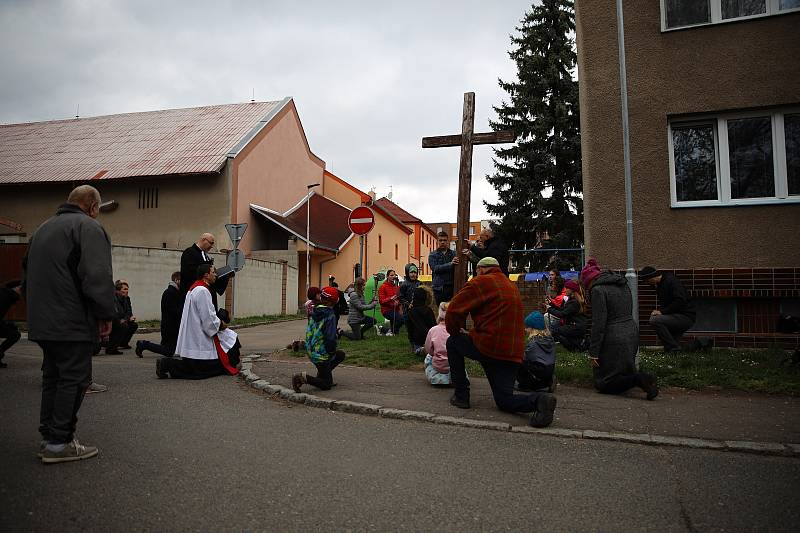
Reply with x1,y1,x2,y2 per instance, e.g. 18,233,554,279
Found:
575,1,800,269
232,101,326,255
0,173,230,250
322,172,363,209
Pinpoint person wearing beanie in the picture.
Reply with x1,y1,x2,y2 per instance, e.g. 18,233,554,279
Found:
399,263,421,309
580,259,659,400
292,286,346,392
517,311,557,393
423,301,455,385
639,266,696,353
445,256,557,428
543,279,589,352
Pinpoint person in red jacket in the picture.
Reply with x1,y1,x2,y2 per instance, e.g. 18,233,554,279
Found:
445,256,557,428
378,269,404,335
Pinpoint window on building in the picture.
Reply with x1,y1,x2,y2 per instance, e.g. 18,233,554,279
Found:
469,227,475,236
437,226,442,233
138,186,159,209
662,0,799,29
378,235,382,253
668,108,800,207
452,227,457,236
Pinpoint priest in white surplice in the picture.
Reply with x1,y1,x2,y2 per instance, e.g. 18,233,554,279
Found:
156,264,239,380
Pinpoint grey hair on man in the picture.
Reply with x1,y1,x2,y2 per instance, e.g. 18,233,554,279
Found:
67,185,102,218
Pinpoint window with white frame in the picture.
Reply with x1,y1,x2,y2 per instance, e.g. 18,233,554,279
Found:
662,0,800,30
668,108,800,206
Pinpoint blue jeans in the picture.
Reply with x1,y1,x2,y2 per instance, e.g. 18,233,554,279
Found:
382,310,405,334
446,333,540,413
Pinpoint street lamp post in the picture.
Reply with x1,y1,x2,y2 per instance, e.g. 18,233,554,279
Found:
306,183,320,295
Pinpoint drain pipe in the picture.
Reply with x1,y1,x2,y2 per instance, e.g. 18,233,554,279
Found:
616,0,638,325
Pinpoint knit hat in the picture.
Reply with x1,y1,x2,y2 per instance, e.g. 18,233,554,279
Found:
564,279,580,292
524,311,546,330
579,257,602,288
476,256,499,267
638,266,661,281
320,286,339,303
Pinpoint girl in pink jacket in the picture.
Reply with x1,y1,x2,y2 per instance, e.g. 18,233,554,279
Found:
423,302,453,385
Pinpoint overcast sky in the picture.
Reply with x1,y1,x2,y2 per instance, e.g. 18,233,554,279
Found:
0,0,535,222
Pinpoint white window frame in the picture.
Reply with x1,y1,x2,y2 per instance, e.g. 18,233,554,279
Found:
661,0,800,31
667,106,800,207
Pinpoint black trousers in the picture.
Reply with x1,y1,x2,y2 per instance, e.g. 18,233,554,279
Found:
159,357,227,380
446,333,540,413
341,317,376,340
37,341,93,444
0,320,21,358
593,369,643,395
649,313,695,351
553,324,586,352
108,320,138,349
306,350,345,390
138,340,175,356
517,362,554,392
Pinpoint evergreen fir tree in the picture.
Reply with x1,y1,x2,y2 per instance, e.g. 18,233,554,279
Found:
486,0,582,271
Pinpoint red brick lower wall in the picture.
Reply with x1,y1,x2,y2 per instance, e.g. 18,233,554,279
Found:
516,267,800,350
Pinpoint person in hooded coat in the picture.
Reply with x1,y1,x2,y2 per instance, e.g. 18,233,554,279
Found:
406,286,436,355
580,258,659,400
544,279,588,352
517,311,557,393
399,263,421,309
341,277,377,340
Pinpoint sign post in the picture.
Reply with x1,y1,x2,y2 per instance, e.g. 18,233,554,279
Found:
348,206,375,279
224,223,248,272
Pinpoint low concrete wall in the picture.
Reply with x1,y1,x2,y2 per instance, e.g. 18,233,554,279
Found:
111,246,297,320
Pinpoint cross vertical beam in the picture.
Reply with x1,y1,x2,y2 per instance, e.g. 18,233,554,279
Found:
453,92,475,292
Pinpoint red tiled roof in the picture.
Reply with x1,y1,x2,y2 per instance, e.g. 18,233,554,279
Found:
0,100,287,184
250,193,353,252
374,197,422,224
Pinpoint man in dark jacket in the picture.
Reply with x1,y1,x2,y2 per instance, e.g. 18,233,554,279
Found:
639,266,696,353
0,280,23,368
180,233,230,309
136,272,181,357
428,231,459,304
24,185,116,464
105,279,138,354
463,228,510,277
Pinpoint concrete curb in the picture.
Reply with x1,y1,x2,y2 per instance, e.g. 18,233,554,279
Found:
237,355,800,458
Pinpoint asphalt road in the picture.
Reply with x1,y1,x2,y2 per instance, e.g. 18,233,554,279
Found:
2,342,799,532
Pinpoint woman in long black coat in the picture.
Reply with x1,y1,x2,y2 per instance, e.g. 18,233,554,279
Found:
580,258,658,400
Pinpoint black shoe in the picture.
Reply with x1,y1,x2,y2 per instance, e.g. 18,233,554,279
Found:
135,341,144,358
449,394,470,409
155,359,168,379
105,348,123,355
638,373,659,401
529,393,557,428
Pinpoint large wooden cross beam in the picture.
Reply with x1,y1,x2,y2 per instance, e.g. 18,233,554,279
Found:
422,91,515,292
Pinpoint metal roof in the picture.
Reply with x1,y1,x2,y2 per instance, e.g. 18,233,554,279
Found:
0,100,288,184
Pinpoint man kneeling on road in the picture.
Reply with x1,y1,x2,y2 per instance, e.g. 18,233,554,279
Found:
156,264,239,379
445,256,557,428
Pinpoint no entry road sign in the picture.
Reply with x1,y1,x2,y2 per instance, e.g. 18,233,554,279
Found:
348,206,375,235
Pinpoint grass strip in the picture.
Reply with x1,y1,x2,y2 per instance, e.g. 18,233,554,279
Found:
284,331,800,395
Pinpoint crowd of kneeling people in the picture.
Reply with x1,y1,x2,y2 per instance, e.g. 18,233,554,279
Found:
289,256,660,429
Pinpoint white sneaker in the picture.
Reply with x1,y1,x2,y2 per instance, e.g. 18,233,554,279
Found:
386,331,394,337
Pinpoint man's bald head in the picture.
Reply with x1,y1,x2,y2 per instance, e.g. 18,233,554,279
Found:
197,233,216,252
67,185,102,218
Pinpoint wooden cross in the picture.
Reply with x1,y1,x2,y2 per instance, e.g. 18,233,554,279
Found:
422,92,515,292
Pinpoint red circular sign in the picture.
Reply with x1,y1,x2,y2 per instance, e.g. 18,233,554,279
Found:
348,206,375,235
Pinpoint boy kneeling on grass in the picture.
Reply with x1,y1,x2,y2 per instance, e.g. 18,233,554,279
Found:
292,286,345,392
